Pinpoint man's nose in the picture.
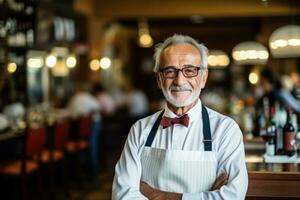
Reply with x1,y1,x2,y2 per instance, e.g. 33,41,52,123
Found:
173,70,186,85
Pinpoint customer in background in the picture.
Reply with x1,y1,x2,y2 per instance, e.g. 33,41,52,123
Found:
123,78,149,121
67,84,100,118
112,34,248,199
67,84,101,175
93,83,117,117
258,68,300,113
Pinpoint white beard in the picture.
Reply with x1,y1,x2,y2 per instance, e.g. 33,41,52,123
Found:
161,82,201,107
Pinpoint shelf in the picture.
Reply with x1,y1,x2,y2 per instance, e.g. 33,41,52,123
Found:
263,154,300,163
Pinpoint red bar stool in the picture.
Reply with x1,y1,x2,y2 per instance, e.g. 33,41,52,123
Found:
41,120,70,163
39,119,70,198
0,126,46,200
65,115,93,184
66,115,92,152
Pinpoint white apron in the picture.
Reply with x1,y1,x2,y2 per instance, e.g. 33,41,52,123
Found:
140,105,217,193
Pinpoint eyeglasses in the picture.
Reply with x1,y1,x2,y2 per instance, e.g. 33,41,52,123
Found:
159,65,203,79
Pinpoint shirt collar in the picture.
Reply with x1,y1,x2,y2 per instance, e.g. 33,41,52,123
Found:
163,99,202,123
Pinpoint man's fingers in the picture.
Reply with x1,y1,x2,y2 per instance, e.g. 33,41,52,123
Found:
140,181,147,188
140,181,149,191
211,173,229,190
215,173,229,189
140,181,153,196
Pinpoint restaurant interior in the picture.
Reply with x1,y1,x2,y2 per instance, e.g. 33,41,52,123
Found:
1,0,300,199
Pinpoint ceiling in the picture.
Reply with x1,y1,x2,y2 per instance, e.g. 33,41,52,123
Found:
91,0,300,19
75,0,300,59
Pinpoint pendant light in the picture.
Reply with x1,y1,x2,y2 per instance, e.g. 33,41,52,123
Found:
269,25,300,58
138,18,153,48
208,50,230,68
232,41,269,65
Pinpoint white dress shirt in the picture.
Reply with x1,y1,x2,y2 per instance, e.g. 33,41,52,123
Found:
112,99,248,200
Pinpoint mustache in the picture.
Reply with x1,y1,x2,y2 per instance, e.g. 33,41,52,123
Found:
169,84,193,92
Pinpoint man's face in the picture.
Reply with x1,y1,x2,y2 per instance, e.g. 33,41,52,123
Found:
157,43,208,107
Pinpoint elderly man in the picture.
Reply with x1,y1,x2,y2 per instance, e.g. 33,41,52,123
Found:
112,34,248,199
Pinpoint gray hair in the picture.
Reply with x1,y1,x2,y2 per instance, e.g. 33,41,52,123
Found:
153,34,208,72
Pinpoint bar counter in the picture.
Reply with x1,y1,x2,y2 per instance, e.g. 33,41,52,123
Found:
245,138,300,199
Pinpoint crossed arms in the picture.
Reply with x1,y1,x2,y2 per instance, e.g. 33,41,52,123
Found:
140,173,229,200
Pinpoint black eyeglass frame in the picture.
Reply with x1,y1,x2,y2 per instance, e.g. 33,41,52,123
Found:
159,65,205,79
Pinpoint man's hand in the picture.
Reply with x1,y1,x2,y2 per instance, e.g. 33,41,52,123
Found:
211,172,229,191
139,173,228,199
140,181,182,200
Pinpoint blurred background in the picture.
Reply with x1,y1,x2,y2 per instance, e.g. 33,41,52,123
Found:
0,0,300,199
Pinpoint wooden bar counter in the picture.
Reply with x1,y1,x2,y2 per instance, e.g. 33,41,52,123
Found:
247,163,300,199
245,138,300,199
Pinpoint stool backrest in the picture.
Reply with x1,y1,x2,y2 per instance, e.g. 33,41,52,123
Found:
54,120,70,149
26,127,46,158
79,115,92,137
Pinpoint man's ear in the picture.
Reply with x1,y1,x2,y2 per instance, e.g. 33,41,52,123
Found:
156,73,162,90
200,70,208,89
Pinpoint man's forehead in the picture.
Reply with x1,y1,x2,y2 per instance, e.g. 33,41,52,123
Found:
161,43,201,64
163,43,199,54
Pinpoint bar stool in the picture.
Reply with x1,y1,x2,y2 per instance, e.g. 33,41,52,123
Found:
0,126,46,200
65,115,93,183
40,119,70,198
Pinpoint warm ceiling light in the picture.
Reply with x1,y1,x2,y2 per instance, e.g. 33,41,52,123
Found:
138,18,153,48
249,72,259,85
7,62,17,73
100,57,111,69
90,59,100,71
269,25,300,58
45,55,57,68
208,50,230,68
232,41,269,65
139,33,153,48
66,55,77,68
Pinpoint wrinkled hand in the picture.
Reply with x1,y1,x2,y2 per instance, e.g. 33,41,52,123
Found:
140,181,182,200
139,173,228,199
140,181,159,199
211,172,229,191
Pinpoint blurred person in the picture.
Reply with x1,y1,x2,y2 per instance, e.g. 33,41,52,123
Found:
123,79,150,120
93,83,117,117
257,68,300,113
279,75,300,113
112,34,248,200
67,84,100,118
67,84,101,175
291,72,300,100
92,83,118,171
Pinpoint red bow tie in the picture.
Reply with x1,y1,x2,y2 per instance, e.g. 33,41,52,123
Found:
160,114,190,129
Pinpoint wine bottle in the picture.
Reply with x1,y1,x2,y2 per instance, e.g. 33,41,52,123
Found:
259,97,269,138
283,108,297,157
266,106,277,155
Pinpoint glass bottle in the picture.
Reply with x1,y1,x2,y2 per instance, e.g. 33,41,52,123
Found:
266,106,277,156
283,108,297,157
259,97,269,138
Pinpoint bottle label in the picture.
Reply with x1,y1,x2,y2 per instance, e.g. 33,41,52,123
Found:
284,132,295,151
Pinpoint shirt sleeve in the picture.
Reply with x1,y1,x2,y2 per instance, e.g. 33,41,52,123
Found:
112,123,148,200
280,90,300,112
182,121,248,200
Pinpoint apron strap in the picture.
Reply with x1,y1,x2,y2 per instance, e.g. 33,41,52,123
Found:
145,111,164,147
145,105,212,151
202,105,212,151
